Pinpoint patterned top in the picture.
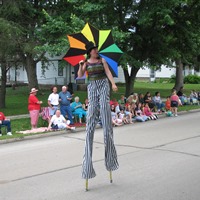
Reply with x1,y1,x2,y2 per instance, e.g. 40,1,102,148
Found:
86,60,107,81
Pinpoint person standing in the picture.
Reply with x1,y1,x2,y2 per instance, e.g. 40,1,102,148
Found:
78,41,119,190
0,112,12,136
28,88,43,129
48,86,59,118
170,90,180,116
59,86,74,124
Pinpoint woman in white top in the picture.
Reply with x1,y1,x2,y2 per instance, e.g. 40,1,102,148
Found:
48,86,59,117
47,110,75,130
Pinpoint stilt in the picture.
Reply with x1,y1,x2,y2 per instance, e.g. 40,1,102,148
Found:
109,171,113,183
85,179,89,191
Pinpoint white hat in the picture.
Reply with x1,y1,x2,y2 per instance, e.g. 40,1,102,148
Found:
30,88,38,94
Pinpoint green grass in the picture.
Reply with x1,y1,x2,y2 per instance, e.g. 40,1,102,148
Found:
0,117,49,140
2,82,200,115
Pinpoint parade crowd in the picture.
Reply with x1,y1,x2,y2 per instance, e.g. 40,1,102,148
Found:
0,85,199,136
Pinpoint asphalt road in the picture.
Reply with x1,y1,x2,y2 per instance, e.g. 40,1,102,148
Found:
0,112,200,200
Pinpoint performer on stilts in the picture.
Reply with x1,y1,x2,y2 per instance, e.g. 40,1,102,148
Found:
78,41,119,191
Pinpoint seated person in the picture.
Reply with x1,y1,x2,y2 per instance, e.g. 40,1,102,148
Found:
142,103,158,120
152,92,165,112
0,112,12,136
134,102,148,122
111,104,123,126
118,95,126,110
132,93,138,104
110,98,120,113
118,108,129,124
82,98,89,111
138,93,145,104
189,90,198,104
144,92,155,110
71,96,87,123
47,110,75,131
177,86,188,105
165,96,171,111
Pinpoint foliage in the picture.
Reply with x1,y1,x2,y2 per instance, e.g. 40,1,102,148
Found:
169,75,176,83
184,74,200,84
1,0,200,96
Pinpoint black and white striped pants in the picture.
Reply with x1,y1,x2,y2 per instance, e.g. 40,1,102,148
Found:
82,78,119,179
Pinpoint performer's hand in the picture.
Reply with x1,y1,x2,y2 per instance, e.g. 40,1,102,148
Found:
112,84,118,92
79,60,85,66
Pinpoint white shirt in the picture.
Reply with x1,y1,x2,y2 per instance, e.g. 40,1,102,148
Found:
51,115,66,125
48,93,59,105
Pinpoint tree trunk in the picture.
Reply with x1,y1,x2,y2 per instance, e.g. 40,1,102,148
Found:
24,54,39,90
0,63,7,108
123,66,139,97
174,59,184,91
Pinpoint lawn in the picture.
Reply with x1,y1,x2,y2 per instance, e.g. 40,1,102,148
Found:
1,81,200,116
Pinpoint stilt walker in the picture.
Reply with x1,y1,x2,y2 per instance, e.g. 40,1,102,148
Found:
78,41,119,191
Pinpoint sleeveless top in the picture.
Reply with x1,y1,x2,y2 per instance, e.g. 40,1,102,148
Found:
86,60,107,81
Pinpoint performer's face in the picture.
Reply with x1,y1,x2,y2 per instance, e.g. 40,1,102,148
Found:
90,48,98,58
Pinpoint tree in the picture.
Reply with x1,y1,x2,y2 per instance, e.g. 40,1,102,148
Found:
109,0,200,95
0,18,21,108
0,0,73,90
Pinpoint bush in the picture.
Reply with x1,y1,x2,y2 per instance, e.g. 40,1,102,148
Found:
184,74,200,84
168,75,176,83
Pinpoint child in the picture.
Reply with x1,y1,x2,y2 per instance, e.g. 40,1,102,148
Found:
134,103,148,122
165,96,171,111
118,109,129,124
142,103,158,120
165,96,173,117
170,91,179,117
111,105,122,126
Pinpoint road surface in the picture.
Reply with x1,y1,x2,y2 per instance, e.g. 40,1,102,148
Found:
0,112,200,200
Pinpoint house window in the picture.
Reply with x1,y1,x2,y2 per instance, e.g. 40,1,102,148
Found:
58,61,63,76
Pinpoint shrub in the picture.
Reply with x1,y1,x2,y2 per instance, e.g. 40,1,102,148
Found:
168,75,176,83
184,74,200,84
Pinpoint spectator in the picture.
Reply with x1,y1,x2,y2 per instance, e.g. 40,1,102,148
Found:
118,108,129,124
71,96,87,124
189,90,198,104
82,98,89,111
47,110,75,131
165,96,171,111
142,103,158,120
144,92,155,110
152,92,165,113
28,88,43,129
134,102,148,122
177,86,188,105
48,86,59,118
0,112,12,136
170,90,180,117
67,83,74,103
132,93,138,104
118,95,126,110
124,99,133,122
110,98,120,113
111,105,122,126
59,85,74,124
138,93,145,104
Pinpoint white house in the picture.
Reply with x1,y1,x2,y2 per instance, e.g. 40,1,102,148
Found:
4,56,197,87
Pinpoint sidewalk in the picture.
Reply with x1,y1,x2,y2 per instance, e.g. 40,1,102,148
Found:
1,108,200,145
7,114,30,120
